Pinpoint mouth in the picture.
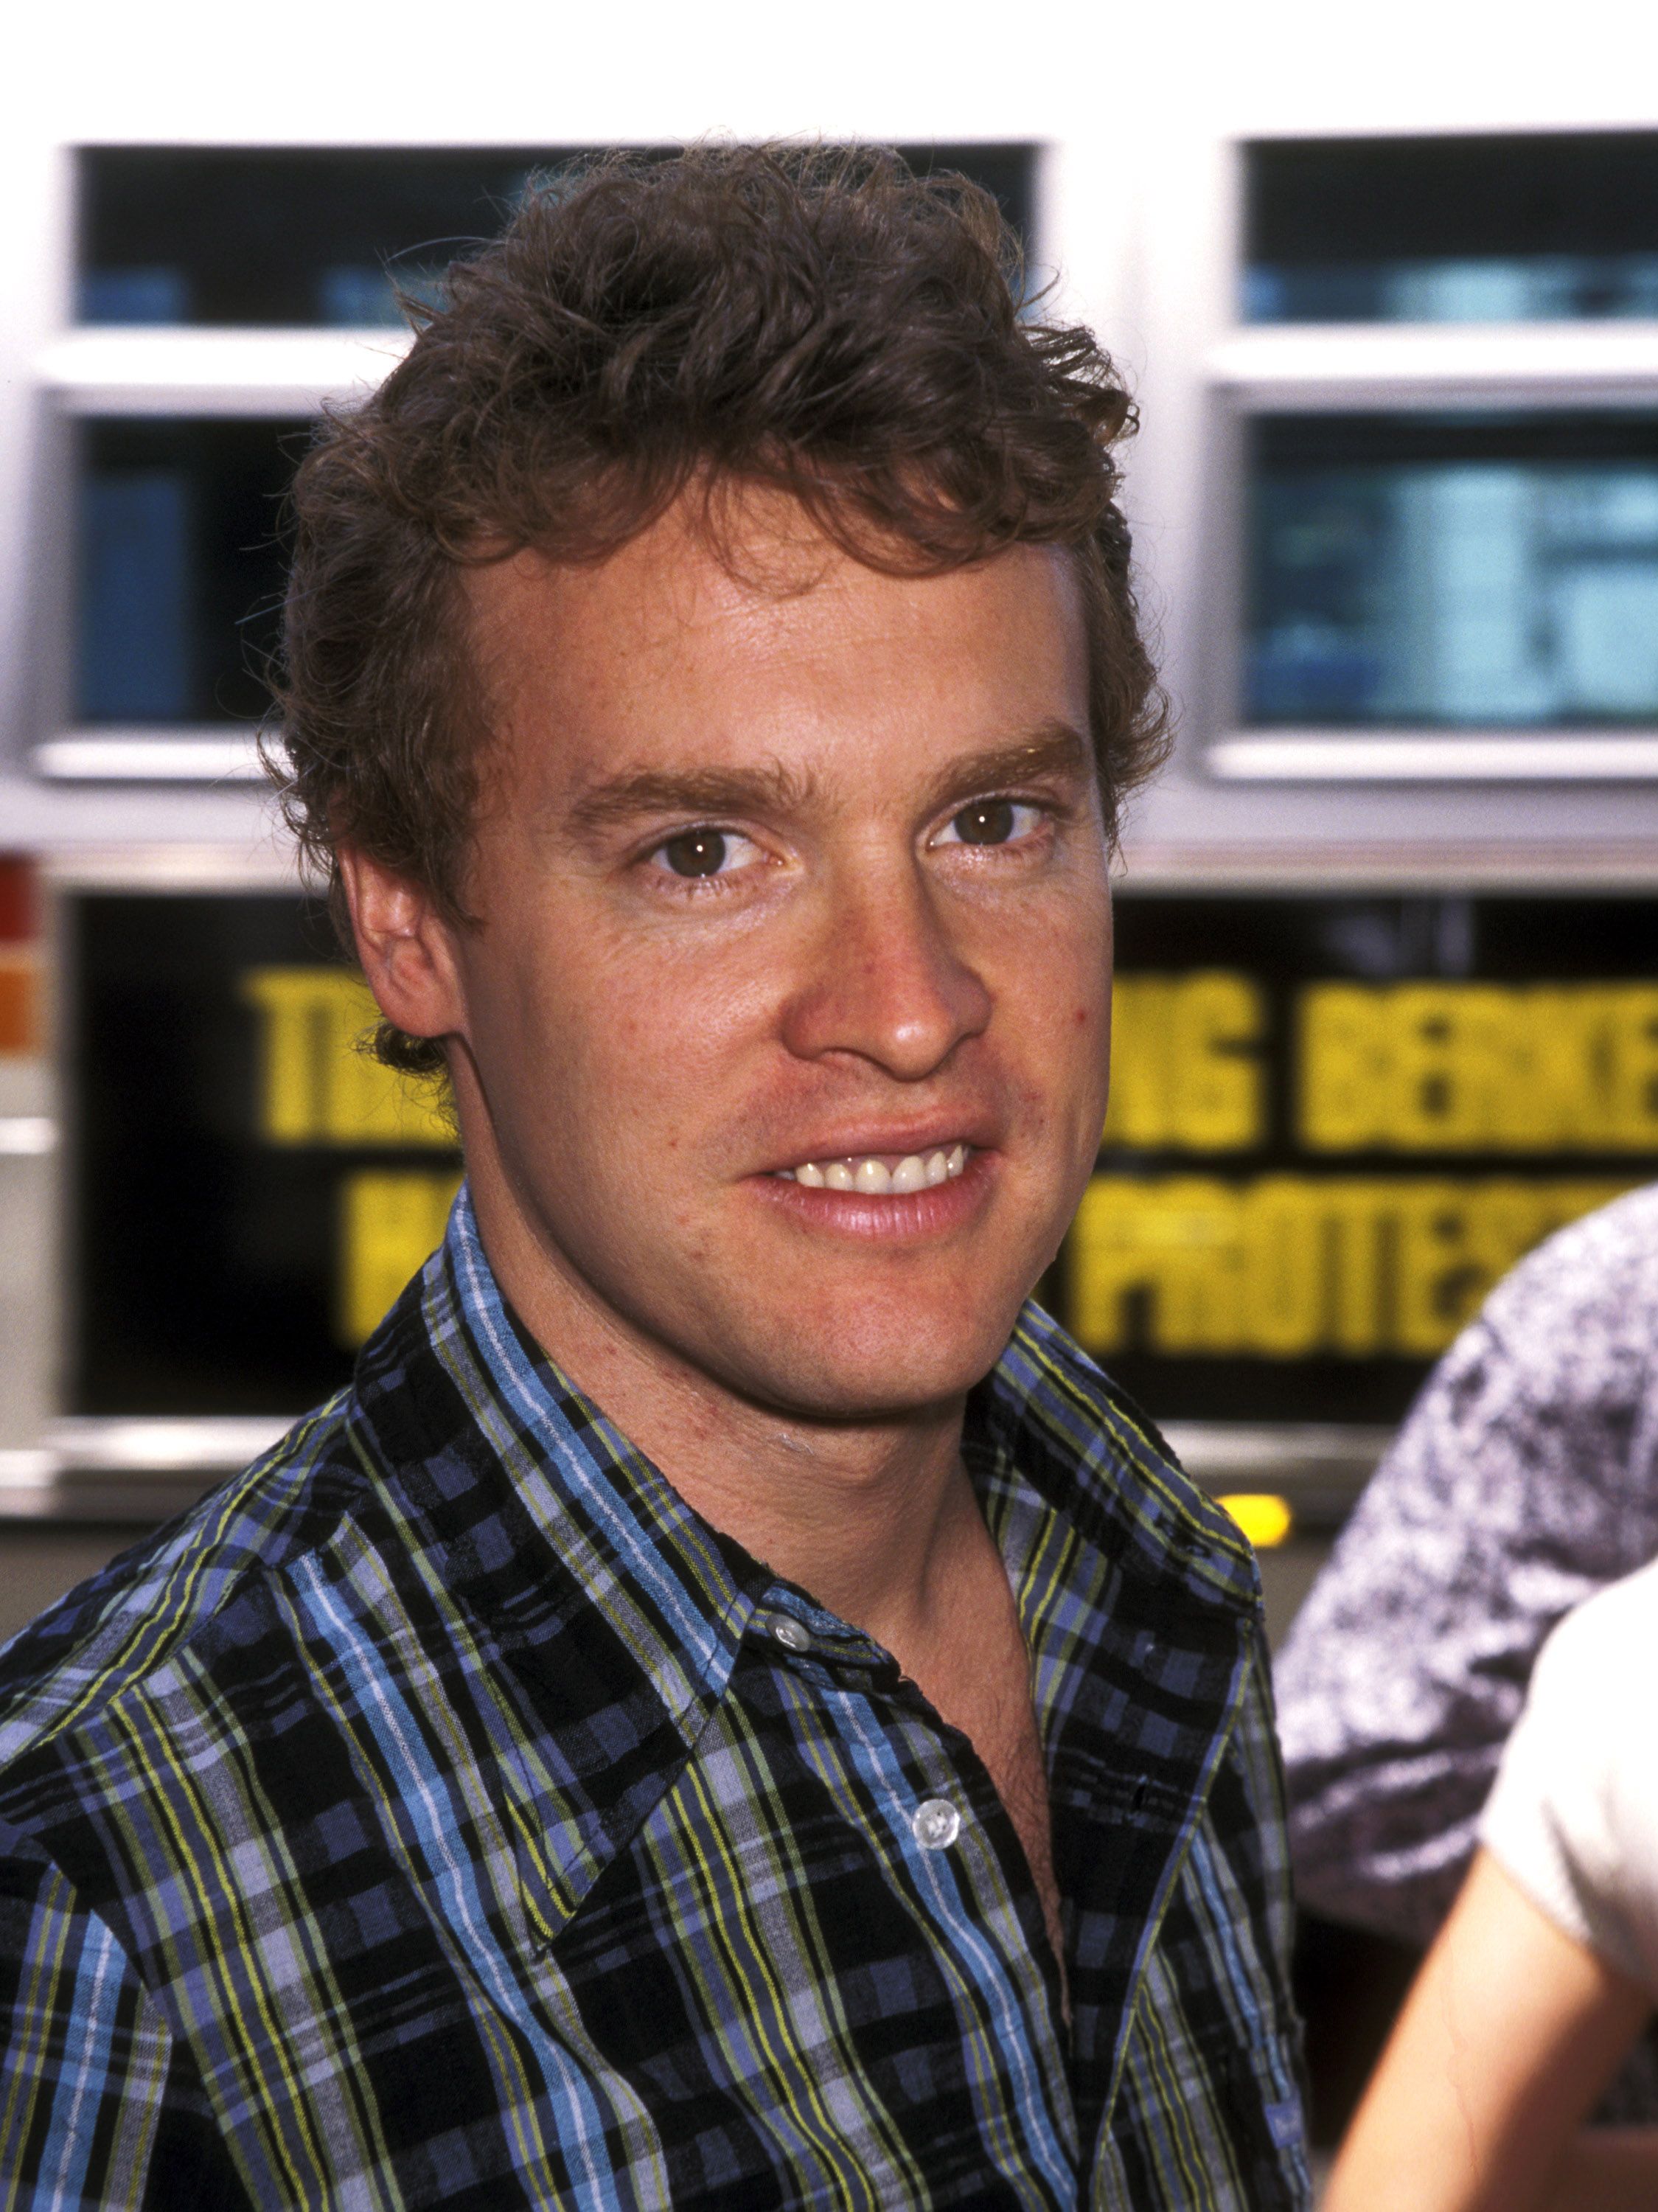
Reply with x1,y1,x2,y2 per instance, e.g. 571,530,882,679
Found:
772,1144,970,1196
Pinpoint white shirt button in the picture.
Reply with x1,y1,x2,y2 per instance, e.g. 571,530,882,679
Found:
911,1798,961,1851
769,1616,810,1653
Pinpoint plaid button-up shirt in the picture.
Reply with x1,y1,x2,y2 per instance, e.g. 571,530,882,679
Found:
0,1191,1307,2209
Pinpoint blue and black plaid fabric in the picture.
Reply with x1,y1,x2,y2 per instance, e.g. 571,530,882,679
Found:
0,1189,1308,2208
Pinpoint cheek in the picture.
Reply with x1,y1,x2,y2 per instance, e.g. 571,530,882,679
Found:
1024,917,1112,1130
1017,896,1111,1032
1058,994,1111,1112
521,920,779,1133
990,928,1109,1126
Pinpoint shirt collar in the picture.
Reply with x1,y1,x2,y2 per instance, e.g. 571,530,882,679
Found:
352,1183,1258,1703
346,1186,1258,1967
971,1298,1260,1630
364,1183,770,1742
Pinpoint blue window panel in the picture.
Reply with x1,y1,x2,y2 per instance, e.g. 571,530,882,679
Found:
1249,253,1658,326
1246,136,1658,327
80,146,1035,327
77,470,191,723
316,265,404,327
78,268,190,324
1247,420,1658,728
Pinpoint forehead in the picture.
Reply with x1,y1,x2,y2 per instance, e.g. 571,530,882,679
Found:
464,493,1089,790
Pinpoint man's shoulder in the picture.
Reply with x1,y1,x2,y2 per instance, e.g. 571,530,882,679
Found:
997,1303,1262,1620
0,1391,369,1783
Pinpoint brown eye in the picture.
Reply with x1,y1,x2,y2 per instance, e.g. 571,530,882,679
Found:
951,800,1017,846
661,830,728,877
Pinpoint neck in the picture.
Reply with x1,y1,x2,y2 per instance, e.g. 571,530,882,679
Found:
467,1151,978,1653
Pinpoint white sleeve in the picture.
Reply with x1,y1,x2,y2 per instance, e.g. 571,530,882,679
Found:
1480,1561,1658,1992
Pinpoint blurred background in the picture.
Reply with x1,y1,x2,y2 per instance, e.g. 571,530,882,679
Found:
2,0,1658,2141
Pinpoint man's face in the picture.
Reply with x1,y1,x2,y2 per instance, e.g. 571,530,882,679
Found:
432,496,1111,1421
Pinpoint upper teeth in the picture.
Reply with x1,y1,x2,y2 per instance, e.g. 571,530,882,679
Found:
779,1145,968,1194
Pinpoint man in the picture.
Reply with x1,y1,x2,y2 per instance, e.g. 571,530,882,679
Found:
0,150,1307,2208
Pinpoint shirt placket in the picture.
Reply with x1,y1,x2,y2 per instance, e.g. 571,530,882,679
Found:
750,1594,1081,2194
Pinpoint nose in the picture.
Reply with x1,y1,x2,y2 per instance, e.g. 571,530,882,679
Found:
779,860,992,1080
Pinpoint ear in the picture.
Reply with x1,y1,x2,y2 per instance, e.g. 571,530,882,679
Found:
337,844,468,1046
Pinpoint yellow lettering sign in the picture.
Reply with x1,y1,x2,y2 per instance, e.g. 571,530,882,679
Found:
1299,981,1658,1153
338,1169,463,1346
1104,973,1265,1152
243,968,452,1147
1068,1173,1634,1361
1606,987,1658,1147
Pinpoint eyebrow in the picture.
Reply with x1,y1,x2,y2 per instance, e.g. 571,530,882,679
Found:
564,760,815,840
560,720,1093,843
920,723,1095,812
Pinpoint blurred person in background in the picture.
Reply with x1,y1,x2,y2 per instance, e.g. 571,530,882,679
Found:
1323,1553,1658,2210
0,150,1309,2208
1276,1182,1658,2115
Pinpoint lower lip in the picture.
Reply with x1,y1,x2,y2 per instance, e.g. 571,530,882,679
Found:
748,1150,997,1241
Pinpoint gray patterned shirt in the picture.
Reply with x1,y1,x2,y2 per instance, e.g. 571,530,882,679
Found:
1275,1183,1658,1946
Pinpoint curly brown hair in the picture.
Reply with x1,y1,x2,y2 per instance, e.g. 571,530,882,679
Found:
270,143,1167,1074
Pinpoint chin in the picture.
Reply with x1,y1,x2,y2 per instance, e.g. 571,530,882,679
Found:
723,1286,1023,1422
